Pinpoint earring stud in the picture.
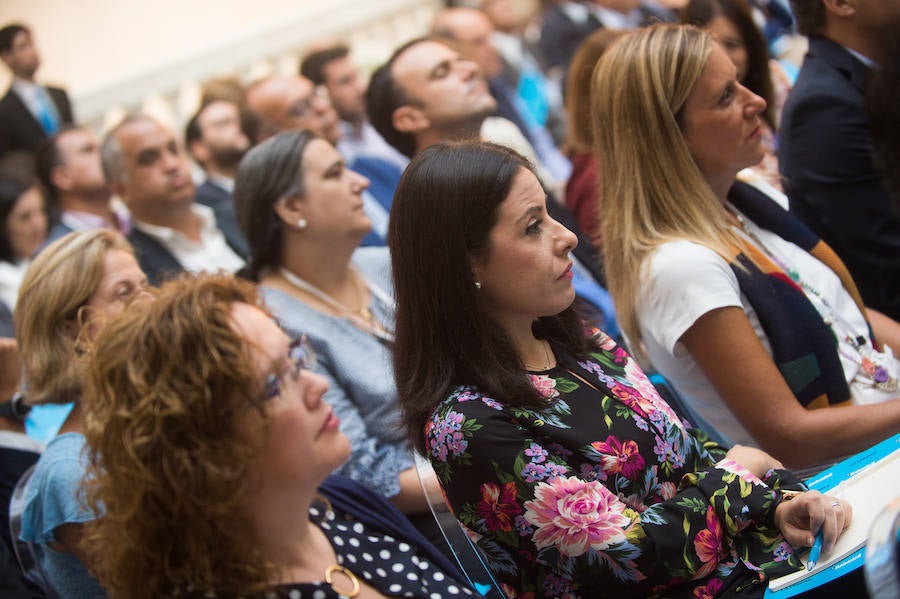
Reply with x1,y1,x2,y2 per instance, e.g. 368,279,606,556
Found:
297,218,308,230
474,281,482,289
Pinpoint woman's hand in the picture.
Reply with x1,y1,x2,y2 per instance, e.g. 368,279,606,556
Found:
774,491,853,552
725,444,784,478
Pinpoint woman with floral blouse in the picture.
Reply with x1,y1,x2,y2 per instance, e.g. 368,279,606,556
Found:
387,139,852,598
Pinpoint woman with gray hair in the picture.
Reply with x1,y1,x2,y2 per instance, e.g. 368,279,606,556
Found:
234,130,440,536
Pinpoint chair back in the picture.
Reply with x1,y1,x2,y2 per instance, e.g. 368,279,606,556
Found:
413,452,506,598
9,464,58,598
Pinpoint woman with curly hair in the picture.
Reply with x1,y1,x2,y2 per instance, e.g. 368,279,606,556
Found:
15,229,147,597
81,273,474,599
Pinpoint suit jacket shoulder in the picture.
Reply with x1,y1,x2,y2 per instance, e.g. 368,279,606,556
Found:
126,228,184,286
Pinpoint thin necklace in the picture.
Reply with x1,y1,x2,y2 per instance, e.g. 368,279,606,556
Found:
279,267,395,344
729,208,897,392
526,339,555,371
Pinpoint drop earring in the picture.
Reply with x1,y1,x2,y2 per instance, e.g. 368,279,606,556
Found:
297,218,308,230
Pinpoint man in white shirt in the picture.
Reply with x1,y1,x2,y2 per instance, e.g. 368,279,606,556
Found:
0,23,73,158
100,114,246,285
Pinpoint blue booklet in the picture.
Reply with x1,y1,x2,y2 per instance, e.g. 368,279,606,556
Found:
764,432,900,598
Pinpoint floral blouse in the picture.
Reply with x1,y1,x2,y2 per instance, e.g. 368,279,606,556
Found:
425,331,804,598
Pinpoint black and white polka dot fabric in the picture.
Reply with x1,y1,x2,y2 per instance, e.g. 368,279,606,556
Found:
264,506,477,599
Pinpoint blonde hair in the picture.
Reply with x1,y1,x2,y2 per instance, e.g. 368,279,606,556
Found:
83,273,275,599
592,24,748,357
14,230,133,405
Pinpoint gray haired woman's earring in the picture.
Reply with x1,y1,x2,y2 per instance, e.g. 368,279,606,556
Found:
474,281,482,289
297,218,308,230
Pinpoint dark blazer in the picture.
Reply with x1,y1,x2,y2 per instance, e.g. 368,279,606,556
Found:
0,85,73,157
778,36,900,320
194,179,249,257
538,4,603,73
127,212,249,286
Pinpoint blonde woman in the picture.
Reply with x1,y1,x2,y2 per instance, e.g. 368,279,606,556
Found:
15,230,147,598
595,24,900,469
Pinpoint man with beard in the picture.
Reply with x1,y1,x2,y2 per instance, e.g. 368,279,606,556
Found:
185,100,251,250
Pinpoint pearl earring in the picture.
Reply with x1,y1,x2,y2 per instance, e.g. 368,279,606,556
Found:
474,281,482,289
297,218,308,230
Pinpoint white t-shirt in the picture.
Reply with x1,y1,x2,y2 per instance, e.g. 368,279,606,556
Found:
637,211,869,446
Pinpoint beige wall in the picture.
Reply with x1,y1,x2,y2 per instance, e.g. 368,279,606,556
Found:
0,0,373,93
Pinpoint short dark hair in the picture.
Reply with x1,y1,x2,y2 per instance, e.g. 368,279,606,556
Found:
233,129,317,280
184,110,202,152
34,125,78,205
0,23,28,54
388,140,590,453
788,0,826,36
299,44,350,85
365,37,431,158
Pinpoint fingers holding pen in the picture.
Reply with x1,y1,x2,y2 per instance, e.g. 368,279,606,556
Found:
774,490,853,550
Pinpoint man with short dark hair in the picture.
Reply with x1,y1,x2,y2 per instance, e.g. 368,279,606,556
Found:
779,0,900,320
366,37,617,331
185,99,250,248
36,126,130,244
0,24,73,157
300,44,408,171
101,114,246,284
433,7,571,184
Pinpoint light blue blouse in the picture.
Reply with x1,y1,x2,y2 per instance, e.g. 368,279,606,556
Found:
20,432,105,598
261,247,413,499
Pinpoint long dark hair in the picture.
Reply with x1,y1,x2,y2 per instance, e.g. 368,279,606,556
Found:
232,129,317,280
680,0,778,131
389,140,589,453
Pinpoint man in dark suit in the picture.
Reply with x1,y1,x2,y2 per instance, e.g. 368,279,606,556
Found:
538,0,655,79
35,126,131,245
185,99,250,254
779,0,900,321
0,24,73,158
101,114,247,285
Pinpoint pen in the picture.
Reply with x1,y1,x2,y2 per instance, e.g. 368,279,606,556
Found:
807,531,824,571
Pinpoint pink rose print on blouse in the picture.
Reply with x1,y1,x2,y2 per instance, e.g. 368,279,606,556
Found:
524,476,630,557
528,373,560,399
477,481,523,532
591,436,646,480
692,577,723,599
693,506,725,579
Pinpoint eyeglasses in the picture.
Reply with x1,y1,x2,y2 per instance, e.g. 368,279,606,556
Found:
262,335,317,401
286,85,330,119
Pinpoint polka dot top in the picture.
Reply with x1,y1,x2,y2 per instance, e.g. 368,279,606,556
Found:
262,504,477,599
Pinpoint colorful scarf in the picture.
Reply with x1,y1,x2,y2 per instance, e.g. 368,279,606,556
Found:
726,181,871,409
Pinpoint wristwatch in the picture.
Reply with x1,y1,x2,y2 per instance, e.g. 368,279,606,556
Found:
0,391,31,421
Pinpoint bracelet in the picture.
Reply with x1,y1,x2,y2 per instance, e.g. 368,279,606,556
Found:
780,489,804,502
0,391,31,422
